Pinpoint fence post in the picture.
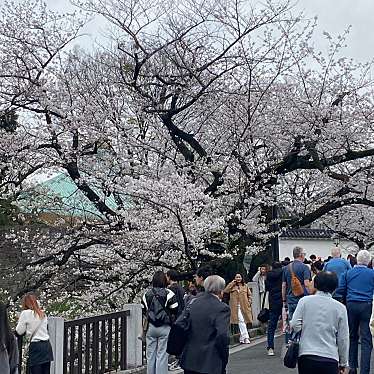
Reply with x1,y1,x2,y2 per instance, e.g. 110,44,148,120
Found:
247,282,261,327
49,317,64,374
124,304,143,368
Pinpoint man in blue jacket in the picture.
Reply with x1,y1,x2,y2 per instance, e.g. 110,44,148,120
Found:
324,247,351,301
324,247,351,279
336,250,374,374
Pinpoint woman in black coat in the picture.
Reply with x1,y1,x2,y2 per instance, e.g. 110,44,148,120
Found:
0,302,19,374
265,262,283,356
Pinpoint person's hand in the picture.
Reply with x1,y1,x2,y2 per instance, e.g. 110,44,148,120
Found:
339,366,347,374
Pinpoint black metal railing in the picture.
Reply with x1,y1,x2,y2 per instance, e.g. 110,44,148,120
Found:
63,310,130,374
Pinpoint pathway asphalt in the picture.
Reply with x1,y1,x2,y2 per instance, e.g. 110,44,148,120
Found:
227,335,293,374
227,335,374,374
172,334,374,374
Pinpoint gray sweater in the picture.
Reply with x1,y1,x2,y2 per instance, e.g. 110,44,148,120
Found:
290,291,349,366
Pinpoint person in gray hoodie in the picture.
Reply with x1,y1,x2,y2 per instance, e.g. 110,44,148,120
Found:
0,302,18,374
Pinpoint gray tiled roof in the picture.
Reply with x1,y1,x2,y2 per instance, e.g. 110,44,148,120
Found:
281,228,334,239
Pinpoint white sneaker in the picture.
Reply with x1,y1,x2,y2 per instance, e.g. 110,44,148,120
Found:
169,361,181,371
267,348,275,356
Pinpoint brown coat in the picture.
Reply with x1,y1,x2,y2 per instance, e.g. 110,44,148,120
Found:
223,281,253,324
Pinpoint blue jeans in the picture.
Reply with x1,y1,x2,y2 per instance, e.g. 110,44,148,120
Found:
267,308,282,349
347,301,373,374
285,303,298,344
146,324,171,374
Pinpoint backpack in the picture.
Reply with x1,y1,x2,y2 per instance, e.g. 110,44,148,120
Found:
147,289,171,327
289,263,304,297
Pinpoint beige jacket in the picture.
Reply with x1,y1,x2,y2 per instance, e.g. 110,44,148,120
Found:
223,281,252,324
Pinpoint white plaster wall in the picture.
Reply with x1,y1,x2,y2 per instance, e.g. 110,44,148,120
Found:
279,238,358,260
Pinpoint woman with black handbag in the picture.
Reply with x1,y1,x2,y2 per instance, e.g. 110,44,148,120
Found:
289,271,349,374
16,293,53,374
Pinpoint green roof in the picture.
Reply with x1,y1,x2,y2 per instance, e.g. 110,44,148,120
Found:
21,173,127,219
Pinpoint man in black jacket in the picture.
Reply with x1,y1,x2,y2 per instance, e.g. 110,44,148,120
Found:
167,270,186,319
166,269,186,371
265,261,283,356
180,275,230,374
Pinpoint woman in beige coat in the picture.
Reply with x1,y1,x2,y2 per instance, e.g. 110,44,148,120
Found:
224,273,253,344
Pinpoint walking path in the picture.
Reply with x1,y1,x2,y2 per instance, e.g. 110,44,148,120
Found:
227,335,292,373
227,335,374,373
127,333,374,374
171,334,289,374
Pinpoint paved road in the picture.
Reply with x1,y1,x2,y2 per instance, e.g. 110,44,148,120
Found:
173,334,374,374
227,335,374,374
227,336,293,374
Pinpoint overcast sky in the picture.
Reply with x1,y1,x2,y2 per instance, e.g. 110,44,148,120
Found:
42,0,374,63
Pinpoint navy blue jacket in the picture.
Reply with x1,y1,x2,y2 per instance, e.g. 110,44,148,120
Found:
265,268,283,311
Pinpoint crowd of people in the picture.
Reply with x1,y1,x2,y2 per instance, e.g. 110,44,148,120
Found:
142,246,374,374
255,246,374,374
1,245,374,374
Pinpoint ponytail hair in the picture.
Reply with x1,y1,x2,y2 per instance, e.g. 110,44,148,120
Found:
22,293,45,319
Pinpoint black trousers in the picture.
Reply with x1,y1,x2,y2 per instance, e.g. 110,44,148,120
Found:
184,371,206,374
298,356,338,374
29,362,51,374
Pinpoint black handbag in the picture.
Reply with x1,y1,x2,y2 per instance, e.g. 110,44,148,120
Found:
166,298,196,356
257,291,269,323
283,332,301,368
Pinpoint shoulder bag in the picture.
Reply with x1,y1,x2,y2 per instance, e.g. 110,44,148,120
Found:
257,291,269,323
289,263,304,297
283,331,301,368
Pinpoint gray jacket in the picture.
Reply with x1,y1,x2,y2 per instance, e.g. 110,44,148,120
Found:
180,292,230,374
290,291,349,366
0,335,19,374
